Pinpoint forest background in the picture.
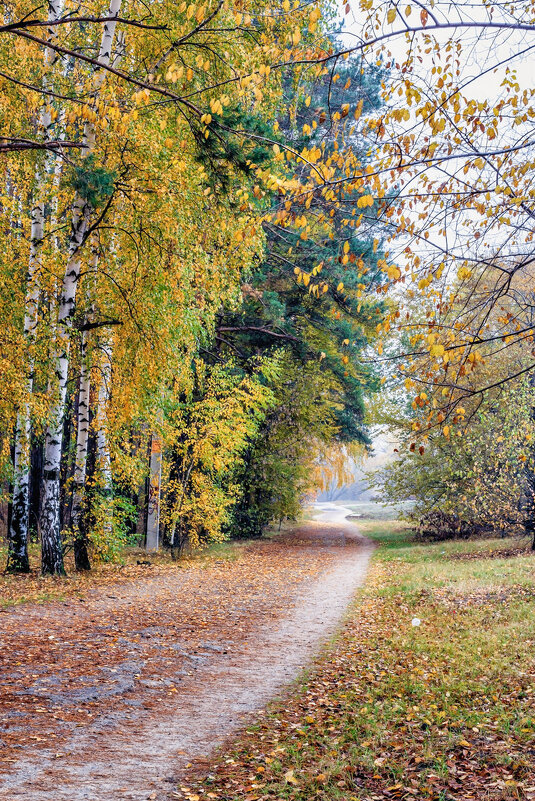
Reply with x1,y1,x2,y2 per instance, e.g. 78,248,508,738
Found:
1,0,535,576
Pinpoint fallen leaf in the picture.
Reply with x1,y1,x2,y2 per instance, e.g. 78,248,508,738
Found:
284,769,299,786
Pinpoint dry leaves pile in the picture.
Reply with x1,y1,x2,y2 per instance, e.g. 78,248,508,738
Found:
0,533,336,772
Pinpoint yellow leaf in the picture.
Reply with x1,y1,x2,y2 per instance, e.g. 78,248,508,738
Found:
292,28,301,46
387,8,396,24
284,769,299,786
337,282,344,292
457,266,472,281
354,99,364,120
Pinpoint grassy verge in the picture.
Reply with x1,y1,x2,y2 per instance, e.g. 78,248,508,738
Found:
181,521,535,801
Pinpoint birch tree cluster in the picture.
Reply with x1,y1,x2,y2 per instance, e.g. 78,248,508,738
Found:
0,0,390,574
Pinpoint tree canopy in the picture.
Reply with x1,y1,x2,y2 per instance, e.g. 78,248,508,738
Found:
2,0,535,572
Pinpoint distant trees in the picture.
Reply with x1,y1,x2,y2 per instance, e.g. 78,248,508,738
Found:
370,274,535,544
373,377,535,538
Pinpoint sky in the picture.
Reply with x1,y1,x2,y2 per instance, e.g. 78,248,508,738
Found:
338,1,535,103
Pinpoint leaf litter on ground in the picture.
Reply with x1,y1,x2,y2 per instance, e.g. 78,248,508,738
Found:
180,525,535,801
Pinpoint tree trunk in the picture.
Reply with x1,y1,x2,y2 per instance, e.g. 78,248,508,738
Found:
135,435,151,546
72,331,91,570
29,439,43,541
39,198,88,575
71,235,100,570
95,339,113,540
38,0,123,574
7,0,63,574
8,407,32,572
146,435,162,551
524,371,535,550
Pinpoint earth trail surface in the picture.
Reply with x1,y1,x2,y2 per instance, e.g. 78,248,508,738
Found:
0,504,372,801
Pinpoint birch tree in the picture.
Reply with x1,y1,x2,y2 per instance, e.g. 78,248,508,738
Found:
7,0,63,573
71,329,91,570
39,0,122,574
94,338,114,544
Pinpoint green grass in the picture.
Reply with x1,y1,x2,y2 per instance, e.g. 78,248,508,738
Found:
183,523,535,801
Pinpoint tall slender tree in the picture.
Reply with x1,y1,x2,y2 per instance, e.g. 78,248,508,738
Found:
39,0,122,574
7,0,63,573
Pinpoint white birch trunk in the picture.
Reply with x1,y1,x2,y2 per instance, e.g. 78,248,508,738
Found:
8,0,63,573
146,435,162,551
96,339,113,541
47,148,64,361
71,333,91,528
71,328,92,570
39,0,123,574
71,233,100,525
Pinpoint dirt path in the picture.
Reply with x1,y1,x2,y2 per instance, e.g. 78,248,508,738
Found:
0,505,372,801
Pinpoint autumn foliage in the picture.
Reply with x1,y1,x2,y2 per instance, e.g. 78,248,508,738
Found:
0,0,389,573
2,0,535,568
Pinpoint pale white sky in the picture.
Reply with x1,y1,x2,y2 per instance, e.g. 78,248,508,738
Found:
338,2,535,102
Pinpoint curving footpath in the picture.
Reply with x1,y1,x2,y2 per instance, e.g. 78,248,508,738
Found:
0,503,373,801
